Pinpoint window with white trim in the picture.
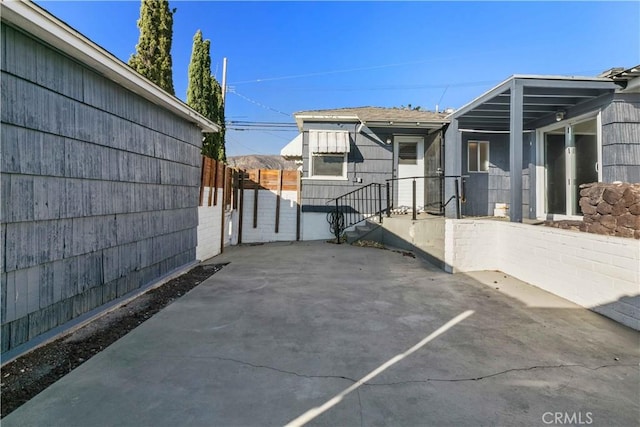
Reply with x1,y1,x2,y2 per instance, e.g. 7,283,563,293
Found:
311,153,347,177
468,141,489,172
308,130,350,179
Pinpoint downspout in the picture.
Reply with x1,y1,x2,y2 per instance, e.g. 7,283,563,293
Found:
352,121,364,183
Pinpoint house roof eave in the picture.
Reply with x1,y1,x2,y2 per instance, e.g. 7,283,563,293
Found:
1,1,220,133
294,114,361,131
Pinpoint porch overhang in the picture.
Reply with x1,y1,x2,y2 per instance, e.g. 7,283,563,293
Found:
446,75,619,223
448,75,619,132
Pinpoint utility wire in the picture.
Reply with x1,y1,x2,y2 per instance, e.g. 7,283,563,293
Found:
228,89,291,117
226,134,267,155
228,47,553,85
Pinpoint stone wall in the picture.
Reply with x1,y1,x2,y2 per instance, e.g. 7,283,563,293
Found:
579,183,640,239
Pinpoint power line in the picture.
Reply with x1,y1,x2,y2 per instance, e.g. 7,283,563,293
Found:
228,47,551,85
227,121,297,127
226,134,268,155
228,128,297,132
228,89,291,117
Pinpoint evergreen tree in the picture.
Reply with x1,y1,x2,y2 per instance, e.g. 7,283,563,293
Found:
186,30,226,160
129,0,175,95
211,77,226,161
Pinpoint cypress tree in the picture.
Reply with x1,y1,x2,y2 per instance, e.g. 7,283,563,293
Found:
129,0,175,95
186,30,226,160
211,77,226,161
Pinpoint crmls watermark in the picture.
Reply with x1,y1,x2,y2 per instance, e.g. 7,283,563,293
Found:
542,411,593,425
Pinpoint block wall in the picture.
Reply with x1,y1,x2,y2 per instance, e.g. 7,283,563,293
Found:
445,219,640,330
239,190,299,243
196,187,228,261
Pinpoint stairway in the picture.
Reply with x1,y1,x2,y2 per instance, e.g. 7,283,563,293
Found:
345,219,382,244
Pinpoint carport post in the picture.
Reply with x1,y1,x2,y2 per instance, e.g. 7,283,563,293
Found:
509,80,524,223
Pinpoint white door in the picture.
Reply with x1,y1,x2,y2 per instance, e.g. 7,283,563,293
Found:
394,136,424,208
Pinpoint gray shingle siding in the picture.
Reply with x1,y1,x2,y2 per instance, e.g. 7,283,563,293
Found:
1,23,203,353
299,123,443,212
301,122,393,212
601,93,640,183
461,133,530,217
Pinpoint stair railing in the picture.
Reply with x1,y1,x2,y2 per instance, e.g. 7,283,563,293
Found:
385,174,467,220
326,183,387,243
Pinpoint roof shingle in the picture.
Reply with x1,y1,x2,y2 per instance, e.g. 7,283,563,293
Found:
295,106,449,124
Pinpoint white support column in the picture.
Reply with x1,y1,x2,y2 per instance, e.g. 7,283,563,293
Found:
509,81,523,222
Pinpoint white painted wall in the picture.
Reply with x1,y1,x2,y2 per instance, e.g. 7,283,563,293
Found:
301,212,338,241
445,219,640,330
196,187,224,261
444,219,500,273
240,190,299,243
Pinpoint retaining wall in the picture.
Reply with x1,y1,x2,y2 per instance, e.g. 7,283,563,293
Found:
579,182,640,239
445,219,640,330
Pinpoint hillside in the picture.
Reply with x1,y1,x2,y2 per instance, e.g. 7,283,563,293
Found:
226,155,299,170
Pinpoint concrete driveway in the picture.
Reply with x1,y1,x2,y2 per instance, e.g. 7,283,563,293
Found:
4,241,639,426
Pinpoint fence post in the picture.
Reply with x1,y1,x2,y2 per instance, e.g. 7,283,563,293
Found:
219,165,226,254
238,170,244,244
378,184,382,222
412,179,417,221
253,169,259,229
454,178,461,219
275,169,282,234
335,198,341,244
198,156,206,206
296,170,301,241
386,182,391,217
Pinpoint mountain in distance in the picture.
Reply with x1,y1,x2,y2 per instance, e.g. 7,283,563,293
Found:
226,155,299,170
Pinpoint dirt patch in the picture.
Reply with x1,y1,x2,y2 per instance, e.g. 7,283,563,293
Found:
0,263,226,419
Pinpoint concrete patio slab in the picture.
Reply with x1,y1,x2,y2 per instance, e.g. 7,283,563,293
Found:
3,241,639,426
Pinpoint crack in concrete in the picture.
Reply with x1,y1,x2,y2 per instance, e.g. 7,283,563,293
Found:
363,363,637,386
209,355,357,382
207,356,635,388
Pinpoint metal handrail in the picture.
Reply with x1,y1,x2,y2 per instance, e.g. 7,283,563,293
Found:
385,174,468,220
326,183,386,243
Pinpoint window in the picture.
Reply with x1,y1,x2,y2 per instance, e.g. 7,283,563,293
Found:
311,153,346,177
398,142,417,164
308,130,349,179
468,141,489,172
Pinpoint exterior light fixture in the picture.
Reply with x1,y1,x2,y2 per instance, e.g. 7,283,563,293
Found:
386,137,392,144
555,110,566,122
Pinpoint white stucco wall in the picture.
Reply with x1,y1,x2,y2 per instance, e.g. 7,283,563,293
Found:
445,219,640,330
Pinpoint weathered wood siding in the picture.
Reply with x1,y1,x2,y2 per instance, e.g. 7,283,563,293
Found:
0,24,203,353
300,122,439,212
300,122,392,212
424,131,443,212
461,133,530,217
601,93,640,183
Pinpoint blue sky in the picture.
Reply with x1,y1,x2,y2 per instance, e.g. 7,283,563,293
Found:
38,1,639,157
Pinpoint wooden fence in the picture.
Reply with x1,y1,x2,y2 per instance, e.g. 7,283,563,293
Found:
198,157,302,247
199,157,232,208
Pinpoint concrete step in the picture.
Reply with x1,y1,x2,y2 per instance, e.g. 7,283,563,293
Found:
346,220,382,244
